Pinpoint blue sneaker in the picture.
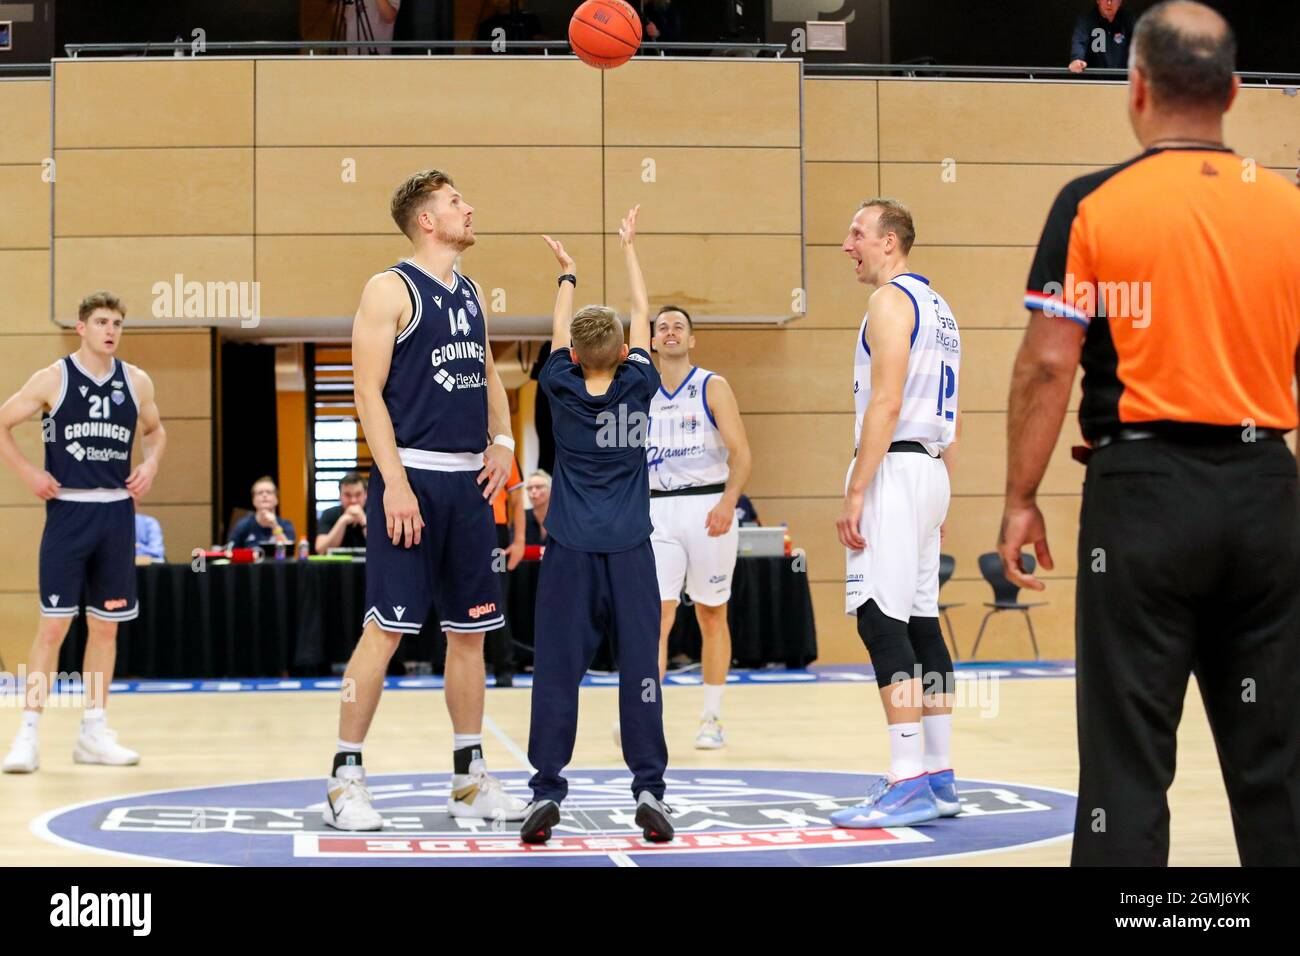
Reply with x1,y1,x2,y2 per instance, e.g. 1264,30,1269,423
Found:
830,775,941,829
928,769,961,817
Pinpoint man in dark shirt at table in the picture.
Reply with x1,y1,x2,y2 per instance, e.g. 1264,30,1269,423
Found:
227,475,296,549
315,471,368,554
1069,0,1135,73
521,207,672,846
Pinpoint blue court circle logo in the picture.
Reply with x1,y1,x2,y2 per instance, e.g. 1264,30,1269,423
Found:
36,769,1076,867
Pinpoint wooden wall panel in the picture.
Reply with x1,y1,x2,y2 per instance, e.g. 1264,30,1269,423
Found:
604,59,801,148
603,235,802,320
136,418,211,506
53,238,255,324
905,246,1036,329
256,234,605,320
802,245,869,329
604,147,802,235
878,162,1100,246
878,79,1136,164
687,328,850,414
0,167,48,249
0,595,41,671
255,59,603,147
0,252,53,334
256,147,603,235
805,163,879,245
803,78,877,162
120,332,213,420
53,61,254,148
53,149,254,237
1226,86,1300,168
0,80,50,164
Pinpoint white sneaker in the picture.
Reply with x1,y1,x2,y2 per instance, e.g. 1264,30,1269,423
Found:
448,765,528,821
72,726,139,766
2,734,38,773
323,764,383,831
612,720,622,749
694,716,725,750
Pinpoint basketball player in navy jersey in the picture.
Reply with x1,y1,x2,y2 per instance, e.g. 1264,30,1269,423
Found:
832,199,963,828
1,292,167,773
323,170,528,829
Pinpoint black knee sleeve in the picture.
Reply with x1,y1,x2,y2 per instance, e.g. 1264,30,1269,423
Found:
856,600,917,688
908,616,955,696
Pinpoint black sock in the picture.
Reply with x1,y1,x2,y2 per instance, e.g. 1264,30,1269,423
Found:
453,744,483,775
332,751,362,775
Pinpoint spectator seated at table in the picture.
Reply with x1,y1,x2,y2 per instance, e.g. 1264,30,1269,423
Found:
314,471,368,554
524,468,551,546
227,475,296,549
135,513,165,562
735,493,760,527
641,0,683,47
1069,0,1134,73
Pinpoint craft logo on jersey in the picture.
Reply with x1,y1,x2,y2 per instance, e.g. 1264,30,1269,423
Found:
37,769,1076,867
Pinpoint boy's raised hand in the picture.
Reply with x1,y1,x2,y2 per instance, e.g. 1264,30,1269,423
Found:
542,234,575,273
618,204,640,247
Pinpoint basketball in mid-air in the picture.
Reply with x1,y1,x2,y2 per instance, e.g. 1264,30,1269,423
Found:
569,0,643,69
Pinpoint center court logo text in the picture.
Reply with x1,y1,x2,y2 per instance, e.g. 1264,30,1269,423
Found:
49,886,151,936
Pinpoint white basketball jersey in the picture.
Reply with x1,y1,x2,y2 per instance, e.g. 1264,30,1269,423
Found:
647,366,730,492
853,273,960,455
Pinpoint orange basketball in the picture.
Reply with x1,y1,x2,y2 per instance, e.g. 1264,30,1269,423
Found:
569,0,643,69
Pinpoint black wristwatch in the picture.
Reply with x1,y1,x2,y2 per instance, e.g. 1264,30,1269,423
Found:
558,274,577,288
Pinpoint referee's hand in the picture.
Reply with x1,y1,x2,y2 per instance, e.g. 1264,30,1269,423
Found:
998,502,1053,591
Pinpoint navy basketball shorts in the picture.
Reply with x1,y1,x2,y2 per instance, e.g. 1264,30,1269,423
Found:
363,466,504,636
38,497,138,622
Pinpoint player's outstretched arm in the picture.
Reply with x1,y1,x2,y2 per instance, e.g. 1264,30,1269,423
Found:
703,376,752,537
0,365,63,500
125,366,167,501
836,284,912,551
354,270,424,549
619,205,651,354
543,235,576,353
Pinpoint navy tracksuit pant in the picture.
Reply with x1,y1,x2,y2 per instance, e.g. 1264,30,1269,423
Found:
527,538,668,803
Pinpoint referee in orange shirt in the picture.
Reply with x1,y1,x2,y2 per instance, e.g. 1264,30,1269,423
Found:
1001,0,1300,866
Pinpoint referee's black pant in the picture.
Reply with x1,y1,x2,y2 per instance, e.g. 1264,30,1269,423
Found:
1072,434,1300,866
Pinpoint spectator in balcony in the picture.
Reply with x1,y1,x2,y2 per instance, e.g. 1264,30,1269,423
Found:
135,513,165,561
342,0,402,55
476,0,546,48
315,471,368,554
228,476,296,549
524,469,551,546
1070,0,1135,73
641,0,683,49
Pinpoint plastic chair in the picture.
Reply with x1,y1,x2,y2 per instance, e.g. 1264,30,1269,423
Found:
971,552,1046,660
937,553,962,660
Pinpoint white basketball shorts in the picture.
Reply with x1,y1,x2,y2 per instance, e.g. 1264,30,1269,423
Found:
650,491,740,606
844,450,950,621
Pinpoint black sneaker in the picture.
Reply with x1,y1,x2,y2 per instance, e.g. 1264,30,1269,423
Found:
494,671,514,689
634,792,674,843
520,799,561,844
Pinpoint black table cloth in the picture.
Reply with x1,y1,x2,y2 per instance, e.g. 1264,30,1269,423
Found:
58,556,816,678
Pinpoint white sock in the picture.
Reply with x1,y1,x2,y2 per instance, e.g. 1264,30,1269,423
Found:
702,683,724,720
336,738,363,753
82,708,106,732
20,711,41,736
887,722,925,780
921,714,952,773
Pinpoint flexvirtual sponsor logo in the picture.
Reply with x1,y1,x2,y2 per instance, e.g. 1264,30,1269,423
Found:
49,886,151,936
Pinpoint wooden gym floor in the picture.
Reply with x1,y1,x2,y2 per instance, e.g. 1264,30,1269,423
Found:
0,673,1240,866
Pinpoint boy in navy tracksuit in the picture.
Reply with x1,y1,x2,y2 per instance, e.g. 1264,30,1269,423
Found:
522,206,673,845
